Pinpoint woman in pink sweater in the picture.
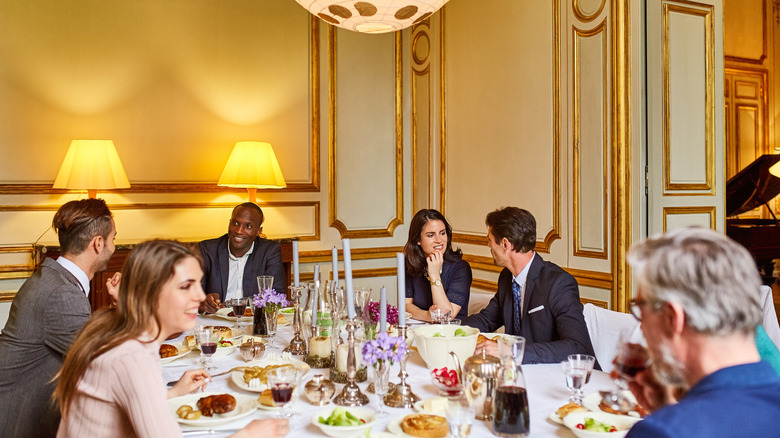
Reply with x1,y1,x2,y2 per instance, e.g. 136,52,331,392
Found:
55,240,289,438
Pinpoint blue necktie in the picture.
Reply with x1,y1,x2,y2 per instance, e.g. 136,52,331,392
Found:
512,281,522,333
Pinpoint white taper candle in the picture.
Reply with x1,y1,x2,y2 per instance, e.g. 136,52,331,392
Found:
397,253,405,326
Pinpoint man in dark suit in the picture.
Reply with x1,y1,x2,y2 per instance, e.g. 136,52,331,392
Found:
0,198,117,438
199,202,285,313
463,207,597,365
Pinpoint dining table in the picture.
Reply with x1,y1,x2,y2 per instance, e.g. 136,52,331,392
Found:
162,315,621,437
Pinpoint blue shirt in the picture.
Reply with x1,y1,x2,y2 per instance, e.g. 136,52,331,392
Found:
626,361,780,438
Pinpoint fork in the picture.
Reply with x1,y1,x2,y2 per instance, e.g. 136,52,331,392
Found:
166,366,248,387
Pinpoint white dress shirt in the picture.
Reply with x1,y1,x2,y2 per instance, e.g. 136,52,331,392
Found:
225,241,254,301
56,256,90,296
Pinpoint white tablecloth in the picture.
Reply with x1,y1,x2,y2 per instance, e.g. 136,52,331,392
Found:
163,317,616,437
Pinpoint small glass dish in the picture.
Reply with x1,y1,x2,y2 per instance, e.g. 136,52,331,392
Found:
430,367,463,397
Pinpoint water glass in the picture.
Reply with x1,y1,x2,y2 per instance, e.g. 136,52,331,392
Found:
561,358,592,404
430,308,452,323
257,275,274,292
447,397,475,438
443,318,461,325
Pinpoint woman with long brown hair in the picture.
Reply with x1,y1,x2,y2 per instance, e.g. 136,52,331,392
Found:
403,209,472,321
55,240,288,437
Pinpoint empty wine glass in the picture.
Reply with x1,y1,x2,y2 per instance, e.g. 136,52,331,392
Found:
195,327,216,372
267,366,299,421
371,364,391,416
561,354,595,404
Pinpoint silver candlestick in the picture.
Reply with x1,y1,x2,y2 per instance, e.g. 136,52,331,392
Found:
284,284,307,355
384,325,419,408
333,317,369,406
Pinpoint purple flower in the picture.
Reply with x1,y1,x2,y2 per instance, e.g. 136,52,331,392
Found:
361,332,408,366
253,288,290,310
365,300,399,326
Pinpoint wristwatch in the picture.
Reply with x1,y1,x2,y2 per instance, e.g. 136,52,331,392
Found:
430,278,442,287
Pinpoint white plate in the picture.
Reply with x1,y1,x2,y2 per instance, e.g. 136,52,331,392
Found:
582,392,643,418
548,412,564,425
167,392,257,426
562,411,640,438
387,414,450,438
191,341,238,358
160,344,191,365
214,307,253,322
230,357,311,392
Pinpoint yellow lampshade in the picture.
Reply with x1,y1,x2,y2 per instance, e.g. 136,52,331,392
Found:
295,0,449,34
218,141,286,202
53,140,130,198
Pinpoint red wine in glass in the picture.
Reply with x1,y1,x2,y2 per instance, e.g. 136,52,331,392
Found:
232,303,247,317
493,386,529,436
615,343,651,380
200,342,217,355
271,383,294,404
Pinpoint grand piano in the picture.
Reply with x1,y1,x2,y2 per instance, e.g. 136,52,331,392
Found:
727,154,780,285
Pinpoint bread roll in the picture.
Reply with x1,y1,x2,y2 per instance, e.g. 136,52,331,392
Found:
258,389,277,407
556,402,586,419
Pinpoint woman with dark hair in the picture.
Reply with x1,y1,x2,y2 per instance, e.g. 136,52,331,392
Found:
403,209,472,321
55,240,289,438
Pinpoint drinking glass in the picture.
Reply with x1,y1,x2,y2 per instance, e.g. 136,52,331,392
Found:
447,397,475,438
227,297,249,332
602,325,651,412
561,354,595,404
195,327,217,372
443,319,462,326
371,363,391,416
430,308,452,323
257,275,274,292
267,367,300,421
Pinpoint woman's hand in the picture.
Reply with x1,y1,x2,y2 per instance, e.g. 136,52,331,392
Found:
167,369,210,398
230,419,290,438
426,251,444,281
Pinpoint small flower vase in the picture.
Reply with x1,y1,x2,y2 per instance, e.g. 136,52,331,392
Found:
364,323,377,341
254,306,280,337
373,361,391,395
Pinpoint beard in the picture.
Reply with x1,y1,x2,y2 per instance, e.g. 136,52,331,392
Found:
650,338,687,388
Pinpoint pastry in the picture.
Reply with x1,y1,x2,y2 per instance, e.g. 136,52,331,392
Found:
184,335,196,350
556,401,586,419
159,344,178,358
400,414,448,438
258,389,277,407
204,325,233,339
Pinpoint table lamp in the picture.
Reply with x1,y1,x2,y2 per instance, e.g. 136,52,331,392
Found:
52,139,131,198
218,141,287,203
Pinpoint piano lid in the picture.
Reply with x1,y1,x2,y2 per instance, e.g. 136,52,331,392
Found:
726,154,780,217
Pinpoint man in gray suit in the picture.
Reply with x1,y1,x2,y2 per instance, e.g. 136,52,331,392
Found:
199,202,285,313
0,198,116,438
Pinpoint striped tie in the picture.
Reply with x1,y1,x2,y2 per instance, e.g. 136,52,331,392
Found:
512,281,522,334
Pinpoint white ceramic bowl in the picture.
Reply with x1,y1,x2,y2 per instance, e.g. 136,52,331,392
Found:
413,324,479,370
562,411,640,438
311,406,376,438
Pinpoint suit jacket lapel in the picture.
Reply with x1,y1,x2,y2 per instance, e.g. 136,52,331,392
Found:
217,237,230,299
520,255,543,334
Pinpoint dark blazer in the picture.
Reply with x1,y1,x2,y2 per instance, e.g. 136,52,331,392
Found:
199,234,285,300
406,258,472,319
462,254,598,367
0,258,92,438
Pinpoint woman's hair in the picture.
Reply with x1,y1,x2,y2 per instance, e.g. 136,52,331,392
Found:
403,209,462,277
54,240,201,416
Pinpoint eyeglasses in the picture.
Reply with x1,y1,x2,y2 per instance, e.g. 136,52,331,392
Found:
629,298,661,321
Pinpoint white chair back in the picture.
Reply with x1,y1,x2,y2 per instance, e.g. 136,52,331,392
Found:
582,303,639,373
760,285,780,350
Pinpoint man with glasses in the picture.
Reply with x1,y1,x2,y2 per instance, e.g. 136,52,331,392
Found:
0,198,117,438
624,227,780,438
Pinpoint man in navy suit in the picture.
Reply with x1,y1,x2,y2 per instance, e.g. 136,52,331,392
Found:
463,207,596,365
199,203,285,314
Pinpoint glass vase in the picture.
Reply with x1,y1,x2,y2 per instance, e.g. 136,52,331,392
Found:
254,306,280,337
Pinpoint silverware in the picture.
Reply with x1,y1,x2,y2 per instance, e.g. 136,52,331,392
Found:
167,366,249,386
599,390,637,414
182,429,240,436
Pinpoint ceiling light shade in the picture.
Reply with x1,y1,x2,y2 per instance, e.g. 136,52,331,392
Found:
295,0,449,34
218,141,286,202
53,139,130,198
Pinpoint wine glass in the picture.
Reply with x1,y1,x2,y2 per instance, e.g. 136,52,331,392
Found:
267,366,299,421
227,297,248,332
561,354,595,404
446,396,475,438
195,327,217,372
371,364,391,416
602,325,651,412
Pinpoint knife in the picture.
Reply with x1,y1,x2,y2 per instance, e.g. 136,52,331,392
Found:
182,429,240,436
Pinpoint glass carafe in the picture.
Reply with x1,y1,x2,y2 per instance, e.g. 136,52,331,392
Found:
493,336,529,438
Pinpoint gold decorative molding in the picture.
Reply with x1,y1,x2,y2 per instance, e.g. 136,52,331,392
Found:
300,246,404,263
662,206,717,231
439,7,447,213
611,0,632,313
471,278,497,292
573,0,606,23
0,291,16,303
563,267,613,289
443,2,561,253
724,0,767,65
328,28,404,239
724,67,769,183
581,297,608,309
663,2,715,194
412,22,433,213
573,18,609,260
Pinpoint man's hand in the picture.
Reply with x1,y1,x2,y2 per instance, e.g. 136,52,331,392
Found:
199,293,224,314
474,339,499,357
623,367,680,413
106,272,121,304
